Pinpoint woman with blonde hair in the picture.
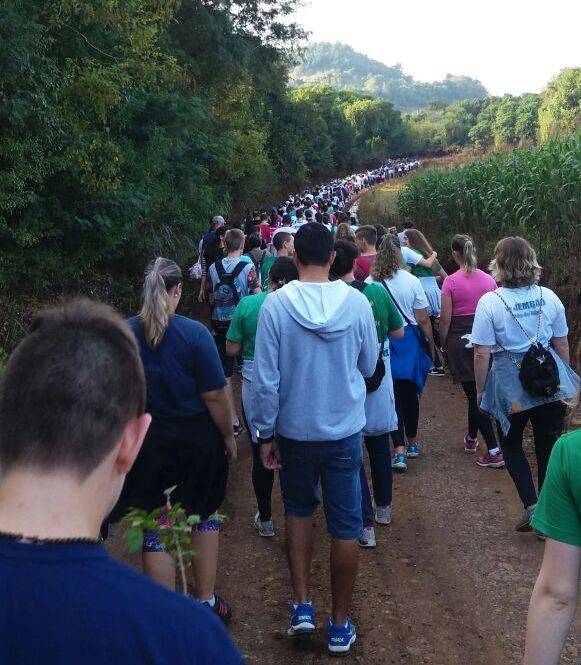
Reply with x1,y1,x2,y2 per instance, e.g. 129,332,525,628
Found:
403,228,447,375
472,237,579,532
119,257,236,623
439,234,503,467
335,222,357,243
369,235,433,471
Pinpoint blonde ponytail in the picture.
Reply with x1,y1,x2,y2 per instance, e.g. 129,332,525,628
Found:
140,257,182,347
451,234,477,274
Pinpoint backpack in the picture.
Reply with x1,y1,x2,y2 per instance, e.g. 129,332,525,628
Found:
212,260,247,333
350,281,385,393
493,287,560,398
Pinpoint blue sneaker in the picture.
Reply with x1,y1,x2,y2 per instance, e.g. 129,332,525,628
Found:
392,453,407,471
406,443,420,459
288,602,315,636
327,617,357,656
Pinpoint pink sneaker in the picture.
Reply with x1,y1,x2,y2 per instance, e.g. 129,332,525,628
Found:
476,452,505,468
464,436,478,454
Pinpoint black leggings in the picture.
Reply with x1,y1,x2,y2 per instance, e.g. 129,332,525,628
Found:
461,381,499,452
430,316,443,369
391,379,420,449
498,401,565,508
241,405,275,521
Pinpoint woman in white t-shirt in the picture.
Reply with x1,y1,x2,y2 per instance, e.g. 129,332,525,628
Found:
472,237,579,533
367,235,434,472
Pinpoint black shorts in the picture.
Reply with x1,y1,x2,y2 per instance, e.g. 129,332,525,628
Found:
111,412,228,522
212,328,234,378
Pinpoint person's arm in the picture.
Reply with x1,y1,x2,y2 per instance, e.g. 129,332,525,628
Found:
523,539,581,665
198,274,207,303
251,303,282,469
358,301,380,377
414,307,435,358
417,252,438,269
551,336,569,364
439,294,453,347
201,387,237,460
390,326,404,339
225,303,244,358
473,344,492,407
435,267,447,284
225,341,241,358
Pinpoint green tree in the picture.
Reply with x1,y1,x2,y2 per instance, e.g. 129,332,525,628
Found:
539,68,581,142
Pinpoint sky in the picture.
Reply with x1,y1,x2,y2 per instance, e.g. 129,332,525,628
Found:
291,0,581,95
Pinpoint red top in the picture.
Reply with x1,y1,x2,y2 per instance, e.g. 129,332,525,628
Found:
354,254,375,281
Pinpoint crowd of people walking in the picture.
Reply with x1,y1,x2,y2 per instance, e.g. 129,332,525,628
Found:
0,159,579,664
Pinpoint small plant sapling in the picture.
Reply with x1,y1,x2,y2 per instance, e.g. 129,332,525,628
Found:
123,486,202,594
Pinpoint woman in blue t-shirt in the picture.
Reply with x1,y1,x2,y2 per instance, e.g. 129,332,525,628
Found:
118,257,236,625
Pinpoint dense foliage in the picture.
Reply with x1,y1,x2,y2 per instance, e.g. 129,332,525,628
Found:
0,2,579,294
404,69,580,154
0,1,417,289
291,42,488,112
397,133,581,333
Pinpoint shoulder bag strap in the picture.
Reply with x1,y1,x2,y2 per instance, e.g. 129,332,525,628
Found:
493,288,541,345
380,280,414,328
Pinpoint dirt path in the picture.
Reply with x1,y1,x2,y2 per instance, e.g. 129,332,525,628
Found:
108,374,580,664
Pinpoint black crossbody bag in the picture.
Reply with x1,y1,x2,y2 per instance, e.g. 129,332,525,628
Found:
493,287,560,398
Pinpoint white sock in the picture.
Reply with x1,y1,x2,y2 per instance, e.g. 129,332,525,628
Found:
489,447,500,456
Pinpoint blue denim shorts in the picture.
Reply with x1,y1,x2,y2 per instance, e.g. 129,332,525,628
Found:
278,432,363,540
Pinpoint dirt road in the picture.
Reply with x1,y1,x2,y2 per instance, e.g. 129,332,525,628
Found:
108,374,580,664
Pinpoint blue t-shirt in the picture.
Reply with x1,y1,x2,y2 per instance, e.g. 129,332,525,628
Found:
0,537,243,664
128,315,226,418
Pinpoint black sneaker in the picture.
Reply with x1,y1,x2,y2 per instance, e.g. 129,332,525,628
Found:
428,367,445,377
204,594,233,626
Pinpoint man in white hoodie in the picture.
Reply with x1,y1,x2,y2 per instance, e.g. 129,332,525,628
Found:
252,223,377,656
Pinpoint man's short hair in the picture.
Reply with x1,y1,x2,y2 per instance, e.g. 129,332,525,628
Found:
294,223,334,267
211,215,225,228
224,228,245,253
273,232,292,252
0,300,146,479
355,225,377,247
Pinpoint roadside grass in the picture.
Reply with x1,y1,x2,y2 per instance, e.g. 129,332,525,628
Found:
356,178,407,228
356,153,483,228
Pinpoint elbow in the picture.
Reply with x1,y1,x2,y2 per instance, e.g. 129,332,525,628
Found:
225,342,239,358
473,346,490,361
390,327,405,339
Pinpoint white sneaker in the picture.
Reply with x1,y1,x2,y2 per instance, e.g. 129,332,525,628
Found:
253,512,275,537
358,526,376,548
375,505,392,525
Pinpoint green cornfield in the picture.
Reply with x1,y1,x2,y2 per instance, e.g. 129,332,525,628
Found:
398,132,581,341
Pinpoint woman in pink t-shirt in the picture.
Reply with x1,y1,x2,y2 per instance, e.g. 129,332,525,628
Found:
440,235,504,468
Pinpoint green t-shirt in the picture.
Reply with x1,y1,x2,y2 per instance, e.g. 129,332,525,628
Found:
261,256,277,292
350,281,403,342
226,291,268,361
532,429,581,546
408,248,442,278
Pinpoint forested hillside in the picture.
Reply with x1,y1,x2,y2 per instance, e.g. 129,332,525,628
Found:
404,68,580,153
0,0,579,299
291,43,488,112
